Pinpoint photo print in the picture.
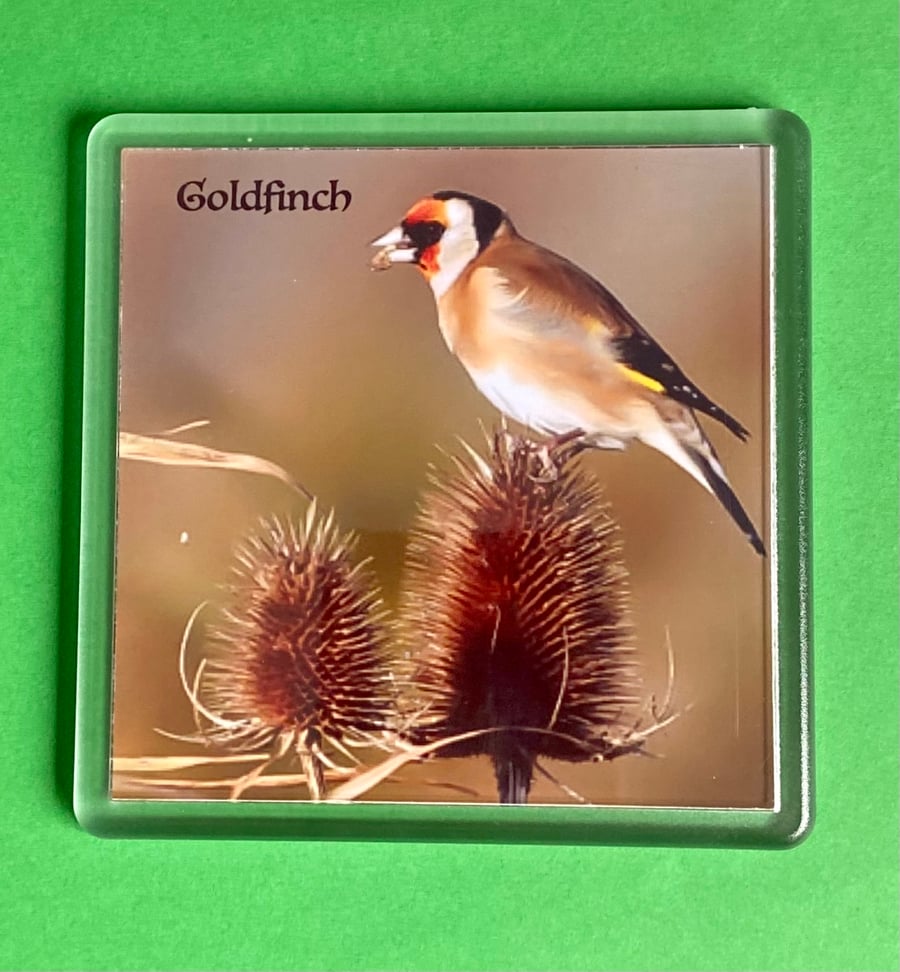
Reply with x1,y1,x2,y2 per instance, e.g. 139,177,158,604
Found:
112,144,773,808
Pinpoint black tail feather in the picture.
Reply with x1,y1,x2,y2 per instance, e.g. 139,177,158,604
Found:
700,402,750,442
687,447,766,556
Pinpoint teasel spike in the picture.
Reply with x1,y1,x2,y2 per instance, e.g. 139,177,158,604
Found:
400,429,640,804
196,504,397,799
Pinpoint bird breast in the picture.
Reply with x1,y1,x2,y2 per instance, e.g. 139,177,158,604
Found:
468,363,595,436
436,265,644,439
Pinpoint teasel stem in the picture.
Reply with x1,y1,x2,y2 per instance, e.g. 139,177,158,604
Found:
399,429,642,804
182,502,397,800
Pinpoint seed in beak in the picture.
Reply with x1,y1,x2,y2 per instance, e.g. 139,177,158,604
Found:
370,246,397,271
370,242,418,271
369,225,417,271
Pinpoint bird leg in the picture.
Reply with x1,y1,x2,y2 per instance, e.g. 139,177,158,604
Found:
527,428,589,483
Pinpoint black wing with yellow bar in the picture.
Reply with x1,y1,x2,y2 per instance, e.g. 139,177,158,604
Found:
611,324,750,441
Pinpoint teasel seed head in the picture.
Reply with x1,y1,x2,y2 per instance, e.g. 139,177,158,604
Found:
400,430,639,804
199,503,396,798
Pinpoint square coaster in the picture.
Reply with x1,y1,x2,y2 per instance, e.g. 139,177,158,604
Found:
75,110,811,844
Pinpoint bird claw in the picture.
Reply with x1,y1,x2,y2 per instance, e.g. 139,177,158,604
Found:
527,444,559,483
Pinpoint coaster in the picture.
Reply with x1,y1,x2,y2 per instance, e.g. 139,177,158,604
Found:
75,110,811,844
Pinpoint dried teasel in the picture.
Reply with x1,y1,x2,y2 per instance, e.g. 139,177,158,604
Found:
400,430,640,804
194,503,396,799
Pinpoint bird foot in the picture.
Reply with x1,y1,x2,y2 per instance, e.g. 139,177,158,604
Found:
526,430,588,482
527,444,559,483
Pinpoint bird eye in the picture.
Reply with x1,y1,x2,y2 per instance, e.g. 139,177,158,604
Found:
404,219,445,249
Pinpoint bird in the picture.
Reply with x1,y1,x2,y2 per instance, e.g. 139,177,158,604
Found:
370,190,765,556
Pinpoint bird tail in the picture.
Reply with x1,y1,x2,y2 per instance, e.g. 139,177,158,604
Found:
640,411,766,556
684,443,766,556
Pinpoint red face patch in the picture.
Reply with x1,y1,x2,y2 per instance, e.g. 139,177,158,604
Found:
403,197,447,226
418,244,440,277
402,196,447,278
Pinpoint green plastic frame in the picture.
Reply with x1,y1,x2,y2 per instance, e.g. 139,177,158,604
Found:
74,110,811,845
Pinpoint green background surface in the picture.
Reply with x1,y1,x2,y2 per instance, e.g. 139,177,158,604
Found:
0,1,896,969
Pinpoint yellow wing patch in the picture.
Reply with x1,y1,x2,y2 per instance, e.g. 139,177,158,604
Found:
616,363,665,394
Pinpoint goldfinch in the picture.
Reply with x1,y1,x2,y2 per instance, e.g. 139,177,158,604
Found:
371,191,765,555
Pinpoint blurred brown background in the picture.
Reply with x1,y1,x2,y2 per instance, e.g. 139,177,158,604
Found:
114,145,772,808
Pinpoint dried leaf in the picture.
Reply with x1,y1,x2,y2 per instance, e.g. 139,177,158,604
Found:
119,431,313,500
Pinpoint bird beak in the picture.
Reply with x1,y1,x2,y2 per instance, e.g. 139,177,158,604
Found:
370,225,417,270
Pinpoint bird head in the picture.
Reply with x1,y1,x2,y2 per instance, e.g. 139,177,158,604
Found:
371,191,508,297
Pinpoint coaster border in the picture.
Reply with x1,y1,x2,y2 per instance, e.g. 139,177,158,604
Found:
74,109,811,845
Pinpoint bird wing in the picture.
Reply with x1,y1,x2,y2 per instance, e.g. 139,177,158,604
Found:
482,238,750,441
